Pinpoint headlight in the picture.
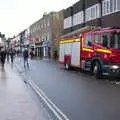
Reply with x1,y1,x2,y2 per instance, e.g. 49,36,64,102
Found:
110,65,119,69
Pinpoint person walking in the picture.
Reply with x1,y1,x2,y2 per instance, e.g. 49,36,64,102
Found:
10,49,15,63
6,49,10,62
30,50,33,59
23,48,29,68
0,48,6,69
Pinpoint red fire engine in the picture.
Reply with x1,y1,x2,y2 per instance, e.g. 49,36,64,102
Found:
59,27,120,78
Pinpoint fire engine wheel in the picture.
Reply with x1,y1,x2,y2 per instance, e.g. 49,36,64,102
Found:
93,62,102,79
65,60,71,70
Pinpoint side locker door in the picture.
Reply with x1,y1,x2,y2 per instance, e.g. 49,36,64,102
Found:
59,43,65,62
71,40,80,67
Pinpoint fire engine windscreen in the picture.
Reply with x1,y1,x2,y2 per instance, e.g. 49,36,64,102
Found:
110,32,120,49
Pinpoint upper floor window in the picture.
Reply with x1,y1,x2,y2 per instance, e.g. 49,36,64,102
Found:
102,0,120,16
85,3,100,22
64,16,72,29
47,20,50,26
73,11,84,26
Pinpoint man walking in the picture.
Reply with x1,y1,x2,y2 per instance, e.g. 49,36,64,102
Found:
10,49,15,63
23,48,29,68
0,48,6,69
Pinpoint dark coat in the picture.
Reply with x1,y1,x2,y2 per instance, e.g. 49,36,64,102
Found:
23,50,29,59
0,51,6,63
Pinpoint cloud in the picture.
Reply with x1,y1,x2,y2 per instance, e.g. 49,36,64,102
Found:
0,0,79,38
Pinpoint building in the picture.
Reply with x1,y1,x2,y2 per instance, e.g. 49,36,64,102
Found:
63,0,120,36
19,30,27,52
101,0,120,27
29,10,64,59
0,33,6,49
10,35,21,50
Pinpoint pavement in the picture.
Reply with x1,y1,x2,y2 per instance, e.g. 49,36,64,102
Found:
0,62,51,120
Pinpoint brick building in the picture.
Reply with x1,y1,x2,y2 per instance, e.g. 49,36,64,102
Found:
29,10,64,59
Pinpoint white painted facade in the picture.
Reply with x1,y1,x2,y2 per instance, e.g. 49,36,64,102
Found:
102,0,120,16
73,11,84,26
85,3,101,22
64,16,72,29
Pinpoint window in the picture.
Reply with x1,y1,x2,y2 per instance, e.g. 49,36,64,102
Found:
94,33,99,43
114,0,117,11
47,32,50,40
110,32,120,49
102,1,106,15
91,7,95,18
102,0,120,16
110,0,114,12
85,3,100,22
84,33,92,47
41,24,43,28
47,20,50,26
73,11,84,26
117,0,120,10
96,6,98,17
106,0,110,13
64,16,72,29
100,33,110,48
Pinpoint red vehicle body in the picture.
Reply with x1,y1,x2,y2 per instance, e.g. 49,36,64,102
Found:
59,27,120,78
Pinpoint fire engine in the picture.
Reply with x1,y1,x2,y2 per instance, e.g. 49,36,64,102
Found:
59,27,120,79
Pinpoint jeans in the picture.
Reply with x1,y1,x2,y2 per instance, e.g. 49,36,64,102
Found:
24,58,29,68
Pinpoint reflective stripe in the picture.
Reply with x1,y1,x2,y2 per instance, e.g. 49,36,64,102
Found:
59,40,74,44
96,48,112,54
59,38,80,44
82,48,93,52
74,39,80,42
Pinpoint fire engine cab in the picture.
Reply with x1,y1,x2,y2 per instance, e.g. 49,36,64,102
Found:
59,27,120,78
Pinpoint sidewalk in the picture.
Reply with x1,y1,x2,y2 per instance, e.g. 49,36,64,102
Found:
0,63,51,120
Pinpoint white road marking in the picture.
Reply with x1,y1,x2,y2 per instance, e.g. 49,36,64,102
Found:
15,59,70,120
28,80,70,120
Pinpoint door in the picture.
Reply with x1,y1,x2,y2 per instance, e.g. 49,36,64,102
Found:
71,42,80,67
59,44,65,62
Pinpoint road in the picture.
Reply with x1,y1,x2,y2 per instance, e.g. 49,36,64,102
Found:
15,58,120,120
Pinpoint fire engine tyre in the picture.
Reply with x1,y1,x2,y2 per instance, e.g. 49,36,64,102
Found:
65,60,71,70
92,62,102,79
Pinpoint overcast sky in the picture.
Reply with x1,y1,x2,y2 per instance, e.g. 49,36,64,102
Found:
0,0,79,38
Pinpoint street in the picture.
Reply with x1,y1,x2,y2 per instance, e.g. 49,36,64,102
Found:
15,58,120,120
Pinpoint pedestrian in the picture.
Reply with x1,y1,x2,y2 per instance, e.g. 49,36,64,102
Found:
10,49,15,63
53,50,58,60
30,49,34,59
6,49,10,62
23,48,29,68
0,48,6,69
17,49,19,56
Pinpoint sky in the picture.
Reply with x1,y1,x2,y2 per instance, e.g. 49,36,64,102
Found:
0,0,79,38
